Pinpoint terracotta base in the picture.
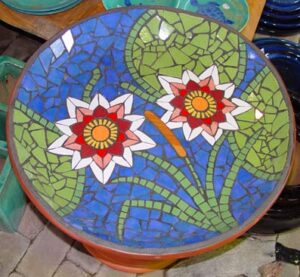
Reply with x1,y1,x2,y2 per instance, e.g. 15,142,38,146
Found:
84,244,177,273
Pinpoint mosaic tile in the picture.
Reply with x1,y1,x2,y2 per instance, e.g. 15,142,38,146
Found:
8,7,293,251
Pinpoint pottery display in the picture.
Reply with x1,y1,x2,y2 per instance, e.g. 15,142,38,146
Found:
7,7,295,273
102,0,249,31
258,0,300,35
0,0,82,15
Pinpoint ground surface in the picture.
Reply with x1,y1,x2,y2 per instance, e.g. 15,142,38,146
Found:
0,21,300,277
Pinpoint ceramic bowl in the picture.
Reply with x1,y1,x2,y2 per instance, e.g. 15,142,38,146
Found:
102,0,249,31
7,7,295,273
0,0,82,15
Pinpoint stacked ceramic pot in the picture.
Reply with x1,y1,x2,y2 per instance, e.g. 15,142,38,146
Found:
251,38,300,234
258,0,300,35
0,0,82,14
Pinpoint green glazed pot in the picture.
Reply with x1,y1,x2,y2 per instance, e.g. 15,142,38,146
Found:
102,0,249,31
0,0,82,15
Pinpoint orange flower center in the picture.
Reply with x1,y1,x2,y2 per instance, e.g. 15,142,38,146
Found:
184,90,217,119
83,118,118,149
192,96,209,112
92,125,110,142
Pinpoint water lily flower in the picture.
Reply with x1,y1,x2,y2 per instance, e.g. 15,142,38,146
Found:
156,65,252,145
48,93,156,184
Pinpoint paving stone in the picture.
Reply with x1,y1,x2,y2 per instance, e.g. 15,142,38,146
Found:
66,241,101,274
9,273,24,277
95,265,136,277
166,236,276,277
0,231,30,277
279,262,299,277
18,203,47,240
54,261,89,277
258,261,283,277
17,224,73,277
277,227,300,250
138,270,165,277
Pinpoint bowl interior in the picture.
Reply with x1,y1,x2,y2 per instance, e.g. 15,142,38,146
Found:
8,7,294,254
102,0,249,32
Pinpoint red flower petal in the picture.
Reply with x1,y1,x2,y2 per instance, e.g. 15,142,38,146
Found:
93,106,108,117
186,81,201,91
179,89,188,97
81,144,97,158
117,132,126,143
210,90,224,101
71,115,93,135
117,119,132,132
200,85,210,93
180,107,189,117
108,112,118,121
75,135,85,145
171,96,184,109
212,111,226,123
108,142,124,156
188,116,203,128
97,148,109,158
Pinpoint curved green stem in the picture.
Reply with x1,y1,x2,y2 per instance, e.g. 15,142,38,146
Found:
219,129,263,225
205,134,229,215
136,152,205,205
121,82,158,103
117,200,213,240
111,176,209,224
83,68,101,102
184,157,204,194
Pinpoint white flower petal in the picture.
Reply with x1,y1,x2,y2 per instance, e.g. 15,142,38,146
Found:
161,111,173,124
66,97,89,118
90,160,115,184
75,158,93,169
199,65,219,86
216,83,235,98
113,148,133,167
231,98,252,116
183,123,202,141
71,151,81,169
190,127,203,141
158,75,182,95
166,121,183,129
182,70,200,85
156,95,175,111
110,93,133,114
255,109,264,120
183,122,192,141
55,118,77,136
48,147,74,156
48,135,68,150
124,115,145,131
219,113,239,130
89,93,110,110
130,131,156,151
202,129,223,145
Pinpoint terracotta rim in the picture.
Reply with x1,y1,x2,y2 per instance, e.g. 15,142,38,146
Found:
6,6,296,259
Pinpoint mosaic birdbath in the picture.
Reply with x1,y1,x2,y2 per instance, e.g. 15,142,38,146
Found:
7,7,295,273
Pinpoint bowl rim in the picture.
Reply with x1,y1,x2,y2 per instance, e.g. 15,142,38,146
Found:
6,5,296,258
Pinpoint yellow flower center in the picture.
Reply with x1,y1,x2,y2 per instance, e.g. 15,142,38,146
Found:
185,90,217,119
84,118,118,149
